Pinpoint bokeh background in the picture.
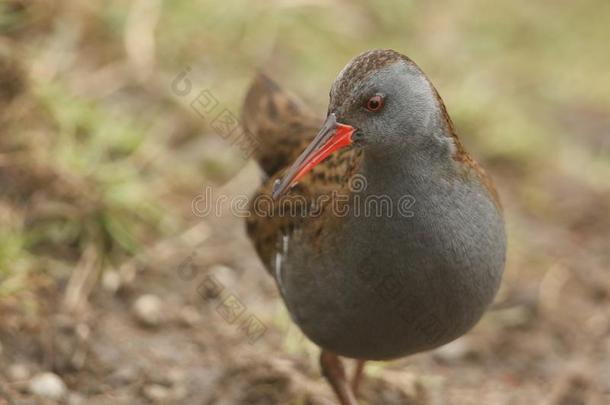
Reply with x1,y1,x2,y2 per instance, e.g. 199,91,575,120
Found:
1,1,609,404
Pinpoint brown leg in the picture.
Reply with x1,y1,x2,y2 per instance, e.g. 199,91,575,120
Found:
351,359,366,395
320,350,358,405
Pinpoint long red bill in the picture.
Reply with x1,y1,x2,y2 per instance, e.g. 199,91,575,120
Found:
272,113,356,199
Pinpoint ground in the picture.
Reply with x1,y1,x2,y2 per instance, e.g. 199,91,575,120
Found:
0,1,609,404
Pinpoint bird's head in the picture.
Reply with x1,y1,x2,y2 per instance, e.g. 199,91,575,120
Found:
272,49,456,199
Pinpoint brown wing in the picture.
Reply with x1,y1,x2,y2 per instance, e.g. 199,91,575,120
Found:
246,146,362,270
241,73,320,177
241,73,362,271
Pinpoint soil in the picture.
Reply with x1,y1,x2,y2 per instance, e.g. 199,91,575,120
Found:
1,164,609,405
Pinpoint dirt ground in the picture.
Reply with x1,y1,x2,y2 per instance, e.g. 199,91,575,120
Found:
2,161,609,404
1,1,609,404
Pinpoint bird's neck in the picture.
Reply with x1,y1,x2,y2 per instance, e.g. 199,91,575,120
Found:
359,131,457,196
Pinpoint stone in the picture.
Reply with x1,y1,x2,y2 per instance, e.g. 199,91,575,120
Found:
143,384,171,403
7,363,31,381
29,372,67,401
433,337,477,362
132,294,164,327
102,270,121,293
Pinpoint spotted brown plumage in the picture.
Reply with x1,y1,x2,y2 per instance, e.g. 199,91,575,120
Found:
243,72,363,270
242,73,321,177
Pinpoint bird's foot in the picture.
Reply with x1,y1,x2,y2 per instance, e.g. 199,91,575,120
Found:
351,359,366,396
320,350,359,405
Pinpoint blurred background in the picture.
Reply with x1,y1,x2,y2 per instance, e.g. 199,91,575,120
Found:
0,0,609,404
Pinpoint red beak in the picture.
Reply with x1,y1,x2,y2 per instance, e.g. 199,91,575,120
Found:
272,113,356,199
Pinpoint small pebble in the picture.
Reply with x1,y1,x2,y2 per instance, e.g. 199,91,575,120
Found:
8,363,31,381
433,337,476,362
29,372,67,401
133,294,164,327
208,264,236,288
143,383,171,403
102,270,121,293
108,366,139,386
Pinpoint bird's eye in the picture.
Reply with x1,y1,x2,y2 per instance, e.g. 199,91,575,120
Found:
365,94,384,112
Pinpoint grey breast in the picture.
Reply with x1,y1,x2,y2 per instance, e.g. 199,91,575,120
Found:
278,167,506,360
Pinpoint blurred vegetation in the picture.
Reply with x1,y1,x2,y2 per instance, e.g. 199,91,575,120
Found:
0,0,609,307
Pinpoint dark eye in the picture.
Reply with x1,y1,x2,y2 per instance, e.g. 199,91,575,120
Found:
365,94,384,112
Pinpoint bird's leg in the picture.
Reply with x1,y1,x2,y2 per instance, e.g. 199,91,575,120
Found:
320,350,359,405
351,359,366,395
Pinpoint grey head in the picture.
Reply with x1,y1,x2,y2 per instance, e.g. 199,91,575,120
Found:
271,49,469,199
328,49,456,161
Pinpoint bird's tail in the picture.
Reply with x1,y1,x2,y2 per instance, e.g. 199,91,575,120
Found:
241,73,319,177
